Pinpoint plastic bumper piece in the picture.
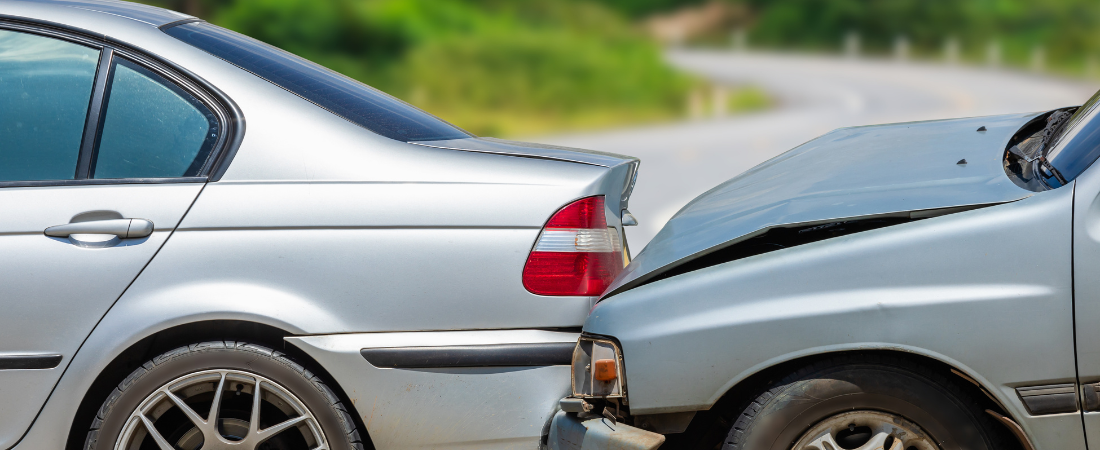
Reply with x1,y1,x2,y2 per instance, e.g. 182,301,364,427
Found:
547,410,665,450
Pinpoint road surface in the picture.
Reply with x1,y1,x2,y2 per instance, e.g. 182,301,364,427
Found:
535,49,1100,253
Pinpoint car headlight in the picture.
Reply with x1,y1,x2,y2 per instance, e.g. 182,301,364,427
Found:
571,336,625,398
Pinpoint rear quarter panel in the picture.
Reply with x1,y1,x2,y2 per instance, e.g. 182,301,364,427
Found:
87,19,634,333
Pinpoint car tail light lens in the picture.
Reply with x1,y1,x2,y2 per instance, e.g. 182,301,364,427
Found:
523,196,623,296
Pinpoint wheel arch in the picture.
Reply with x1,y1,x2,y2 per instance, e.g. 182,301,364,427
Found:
64,319,374,450
709,345,1011,412
663,347,1031,450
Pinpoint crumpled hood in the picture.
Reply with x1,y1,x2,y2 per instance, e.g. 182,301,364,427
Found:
606,112,1041,296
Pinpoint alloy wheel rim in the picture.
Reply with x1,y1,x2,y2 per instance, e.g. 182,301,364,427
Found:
791,410,939,450
115,369,328,450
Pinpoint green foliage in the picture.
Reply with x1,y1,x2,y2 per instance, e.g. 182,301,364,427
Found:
773,1,1100,75
742,0,1100,55
589,0,710,18
398,14,692,134
145,0,701,136
590,0,1100,75
727,86,770,112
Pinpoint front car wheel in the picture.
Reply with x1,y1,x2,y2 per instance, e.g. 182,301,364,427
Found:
722,354,1020,450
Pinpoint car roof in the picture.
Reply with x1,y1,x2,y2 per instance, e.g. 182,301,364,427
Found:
14,0,191,27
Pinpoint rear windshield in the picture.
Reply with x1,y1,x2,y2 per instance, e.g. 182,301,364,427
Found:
164,22,471,142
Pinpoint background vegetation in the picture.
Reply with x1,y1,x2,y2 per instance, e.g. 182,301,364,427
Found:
144,0,712,137
741,0,1100,73
142,0,1100,136
598,0,1100,75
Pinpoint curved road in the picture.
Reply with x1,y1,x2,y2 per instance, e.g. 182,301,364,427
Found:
536,49,1100,252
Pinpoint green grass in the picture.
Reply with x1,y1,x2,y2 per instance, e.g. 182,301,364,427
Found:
728,86,771,112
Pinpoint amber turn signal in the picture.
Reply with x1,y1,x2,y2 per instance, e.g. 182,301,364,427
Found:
593,359,617,381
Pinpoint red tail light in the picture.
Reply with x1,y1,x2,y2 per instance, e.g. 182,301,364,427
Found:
523,196,624,296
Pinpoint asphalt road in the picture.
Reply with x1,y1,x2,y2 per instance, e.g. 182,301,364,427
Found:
535,49,1100,253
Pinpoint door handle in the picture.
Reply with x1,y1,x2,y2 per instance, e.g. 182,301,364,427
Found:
44,218,154,239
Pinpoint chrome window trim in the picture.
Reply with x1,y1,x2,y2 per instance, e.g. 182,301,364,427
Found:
0,16,245,186
0,177,207,189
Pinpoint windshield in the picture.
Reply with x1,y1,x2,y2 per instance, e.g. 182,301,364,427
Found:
1045,88,1100,182
163,22,472,142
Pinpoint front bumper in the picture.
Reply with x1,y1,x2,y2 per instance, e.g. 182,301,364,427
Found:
547,410,665,450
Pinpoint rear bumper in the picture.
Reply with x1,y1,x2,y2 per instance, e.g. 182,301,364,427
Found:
286,330,577,449
547,410,665,450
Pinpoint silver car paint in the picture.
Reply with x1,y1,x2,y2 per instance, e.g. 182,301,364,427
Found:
288,330,578,449
608,113,1040,294
1073,145,1100,448
585,184,1084,450
0,183,202,447
1,1,635,448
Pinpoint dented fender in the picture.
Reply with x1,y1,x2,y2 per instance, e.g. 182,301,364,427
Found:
585,186,1083,450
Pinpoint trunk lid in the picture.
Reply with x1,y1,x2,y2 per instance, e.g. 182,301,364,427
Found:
411,137,637,168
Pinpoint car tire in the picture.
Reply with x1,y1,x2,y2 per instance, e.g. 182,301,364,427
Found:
722,354,1019,450
83,341,366,450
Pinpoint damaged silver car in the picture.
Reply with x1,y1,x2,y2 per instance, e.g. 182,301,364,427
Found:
548,90,1100,450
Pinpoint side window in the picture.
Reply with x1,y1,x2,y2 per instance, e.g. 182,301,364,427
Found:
0,29,99,181
93,58,218,179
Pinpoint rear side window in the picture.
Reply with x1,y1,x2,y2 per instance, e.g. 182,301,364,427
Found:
93,58,218,179
164,22,471,142
0,29,98,181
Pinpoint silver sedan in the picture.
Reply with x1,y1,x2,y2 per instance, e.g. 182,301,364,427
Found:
550,91,1100,449
0,1,639,449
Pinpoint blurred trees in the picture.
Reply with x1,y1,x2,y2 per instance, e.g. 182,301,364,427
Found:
143,0,696,136
597,0,1100,74
138,0,1100,136
741,0,1100,68
591,0,710,18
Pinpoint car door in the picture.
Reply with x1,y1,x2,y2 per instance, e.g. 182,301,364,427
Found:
1074,107,1100,449
0,26,230,446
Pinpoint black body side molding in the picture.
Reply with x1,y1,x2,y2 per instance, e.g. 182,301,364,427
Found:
1017,384,1079,415
0,354,63,370
361,343,574,368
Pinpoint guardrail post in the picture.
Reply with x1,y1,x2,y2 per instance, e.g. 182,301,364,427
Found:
1030,46,1046,72
844,31,860,59
986,40,1001,67
944,37,960,65
712,86,728,117
893,35,909,62
732,28,747,53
